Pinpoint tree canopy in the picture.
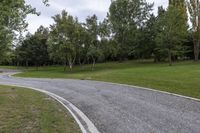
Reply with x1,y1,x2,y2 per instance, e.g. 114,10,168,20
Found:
1,0,200,69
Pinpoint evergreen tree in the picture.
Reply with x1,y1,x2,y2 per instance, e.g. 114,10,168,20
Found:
155,6,187,66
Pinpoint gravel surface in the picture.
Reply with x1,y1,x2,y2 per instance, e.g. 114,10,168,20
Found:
0,71,200,133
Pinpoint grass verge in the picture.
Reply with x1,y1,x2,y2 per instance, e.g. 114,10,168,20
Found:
0,85,80,133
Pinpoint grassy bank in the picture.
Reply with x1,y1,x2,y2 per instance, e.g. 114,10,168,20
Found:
0,85,80,133
4,60,200,99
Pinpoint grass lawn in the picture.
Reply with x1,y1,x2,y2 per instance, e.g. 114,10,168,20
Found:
0,85,80,133
4,60,200,99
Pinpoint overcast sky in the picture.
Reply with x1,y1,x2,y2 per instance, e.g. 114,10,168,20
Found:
25,0,168,34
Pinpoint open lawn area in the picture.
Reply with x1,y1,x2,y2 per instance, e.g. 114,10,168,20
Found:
10,61,200,99
0,85,80,133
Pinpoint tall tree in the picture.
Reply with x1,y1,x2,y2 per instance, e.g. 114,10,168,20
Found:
152,7,168,62
155,6,187,66
85,15,102,70
187,0,200,61
99,18,118,61
138,14,157,59
169,0,188,30
75,23,90,67
48,11,79,71
0,0,48,63
109,0,153,60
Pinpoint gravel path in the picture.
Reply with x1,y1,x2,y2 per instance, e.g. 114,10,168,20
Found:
0,71,200,133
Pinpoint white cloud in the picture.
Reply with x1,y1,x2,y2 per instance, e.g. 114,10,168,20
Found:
26,15,53,33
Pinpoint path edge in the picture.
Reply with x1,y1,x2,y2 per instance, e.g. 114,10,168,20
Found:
0,83,100,133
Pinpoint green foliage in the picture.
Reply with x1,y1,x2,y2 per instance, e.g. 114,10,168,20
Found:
48,11,83,70
109,0,153,59
137,14,157,59
0,0,48,63
155,6,187,65
85,15,103,69
169,0,188,22
15,26,49,67
1,0,198,68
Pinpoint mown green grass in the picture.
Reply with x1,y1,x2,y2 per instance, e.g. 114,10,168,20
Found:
0,66,19,70
0,85,80,133
6,60,200,99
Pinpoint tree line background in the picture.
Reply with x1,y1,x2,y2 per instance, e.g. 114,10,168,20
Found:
0,0,200,70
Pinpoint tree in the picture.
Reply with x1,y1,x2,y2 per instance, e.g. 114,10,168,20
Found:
138,14,157,59
85,15,102,70
48,11,80,71
98,18,117,61
109,0,153,60
187,0,200,61
15,26,49,68
15,33,32,67
153,6,168,62
0,0,37,63
155,6,187,66
74,23,90,67
33,26,50,68
169,0,188,22
0,0,49,63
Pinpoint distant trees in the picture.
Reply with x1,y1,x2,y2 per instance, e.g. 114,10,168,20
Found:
3,0,200,69
15,26,49,68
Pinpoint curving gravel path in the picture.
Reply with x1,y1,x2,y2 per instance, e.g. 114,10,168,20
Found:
0,71,200,133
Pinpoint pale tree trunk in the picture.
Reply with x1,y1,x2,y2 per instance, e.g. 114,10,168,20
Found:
69,62,73,71
67,55,76,71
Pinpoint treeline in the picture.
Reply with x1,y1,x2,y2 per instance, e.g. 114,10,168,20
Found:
1,0,200,70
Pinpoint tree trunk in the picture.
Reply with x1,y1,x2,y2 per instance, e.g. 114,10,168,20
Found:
194,41,200,61
68,56,76,71
168,49,172,66
69,62,73,71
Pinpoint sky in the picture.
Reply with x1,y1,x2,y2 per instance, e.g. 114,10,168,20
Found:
25,0,168,34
